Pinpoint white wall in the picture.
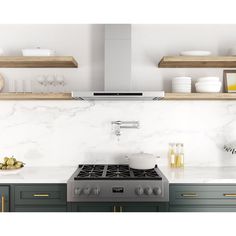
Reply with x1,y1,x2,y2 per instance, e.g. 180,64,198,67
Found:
0,24,236,167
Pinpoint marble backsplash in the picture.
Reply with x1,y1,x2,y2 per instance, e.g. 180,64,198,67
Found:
0,100,236,167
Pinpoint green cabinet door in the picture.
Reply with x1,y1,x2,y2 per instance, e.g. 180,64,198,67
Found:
169,184,236,212
68,202,114,212
13,184,67,212
120,203,168,212
0,186,10,212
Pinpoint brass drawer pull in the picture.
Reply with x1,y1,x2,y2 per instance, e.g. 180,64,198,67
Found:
33,194,50,197
113,206,117,212
1,194,5,212
223,194,236,197
181,193,198,197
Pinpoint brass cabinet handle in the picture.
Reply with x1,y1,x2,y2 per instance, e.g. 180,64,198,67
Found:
1,194,5,212
223,194,236,197
113,206,117,212
181,193,198,197
33,194,50,197
120,206,123,212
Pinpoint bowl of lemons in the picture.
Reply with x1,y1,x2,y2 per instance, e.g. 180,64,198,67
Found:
0,156,25,174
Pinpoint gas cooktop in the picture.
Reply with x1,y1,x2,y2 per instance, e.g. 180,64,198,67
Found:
74,164,162,180
68,164,169,202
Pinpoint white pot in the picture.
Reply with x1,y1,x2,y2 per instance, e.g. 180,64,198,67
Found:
126,152,159,170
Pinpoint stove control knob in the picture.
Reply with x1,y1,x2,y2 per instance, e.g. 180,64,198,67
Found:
83,187,91,195
92,188,100,195
153,187,162,196
135,187,144,196
144,187,153,195
74,188,82,195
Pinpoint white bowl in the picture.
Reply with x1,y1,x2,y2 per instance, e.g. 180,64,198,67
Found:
180,50,211,56
172,85,191,93
172,76,192,83
195,81,222,86
172,81,191,85
172,85,191,89
195,83,221,93
197,76,220,83
22,49,55,56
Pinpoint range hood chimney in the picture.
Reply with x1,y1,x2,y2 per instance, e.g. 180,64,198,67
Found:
72,24,164,100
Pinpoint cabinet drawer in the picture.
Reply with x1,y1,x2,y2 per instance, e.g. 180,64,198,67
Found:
170,185,236,205
15,206,67,212
15,184,66,206
169,206,236,212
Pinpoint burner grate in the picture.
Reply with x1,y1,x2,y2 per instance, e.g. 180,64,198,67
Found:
106,165,131,178
132,169,162,179
74,165,105,179
74,164,162,180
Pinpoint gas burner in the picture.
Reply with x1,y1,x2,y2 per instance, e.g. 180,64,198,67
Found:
106,165,131,178
107,165,130,172
74,165,105,180
132,169,162,179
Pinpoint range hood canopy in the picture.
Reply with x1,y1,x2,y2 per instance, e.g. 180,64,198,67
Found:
72,24,164,101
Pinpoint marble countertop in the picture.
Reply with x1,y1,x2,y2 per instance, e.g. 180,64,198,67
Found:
0,166,77,183
160,167,236,184
1,166,236,184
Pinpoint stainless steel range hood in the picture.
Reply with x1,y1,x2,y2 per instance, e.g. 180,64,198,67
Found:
72,24,164,101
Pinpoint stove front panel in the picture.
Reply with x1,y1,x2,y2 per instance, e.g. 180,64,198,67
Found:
67,180,169,202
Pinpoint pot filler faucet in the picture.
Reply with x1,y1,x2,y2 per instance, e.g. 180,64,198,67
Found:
111,121,139,136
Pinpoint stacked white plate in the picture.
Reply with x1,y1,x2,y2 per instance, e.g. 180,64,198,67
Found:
180,50,211,56
172,77,192,93
195,76,222,93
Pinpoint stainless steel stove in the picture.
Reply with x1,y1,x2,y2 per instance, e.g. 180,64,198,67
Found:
67,164,169,202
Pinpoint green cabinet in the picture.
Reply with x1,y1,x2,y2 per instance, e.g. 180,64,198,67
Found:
68,202,168,212
13,184,67,212
0,186,10,212
169,184,236,212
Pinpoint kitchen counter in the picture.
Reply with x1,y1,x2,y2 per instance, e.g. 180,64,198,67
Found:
160,166,236,184
0,166,77,183
1,166,236,184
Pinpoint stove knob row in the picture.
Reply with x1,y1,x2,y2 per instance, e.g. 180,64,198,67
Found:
135,187,162,196
75,187,100,196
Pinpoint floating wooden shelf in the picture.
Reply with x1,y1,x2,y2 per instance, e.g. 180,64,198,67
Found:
0,92,235,101
0,56,78,68
164,93,236,100
158,56,236,68
0,93,73,100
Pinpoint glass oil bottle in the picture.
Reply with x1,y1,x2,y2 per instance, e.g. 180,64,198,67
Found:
175,143,184,168
168,143,176,168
